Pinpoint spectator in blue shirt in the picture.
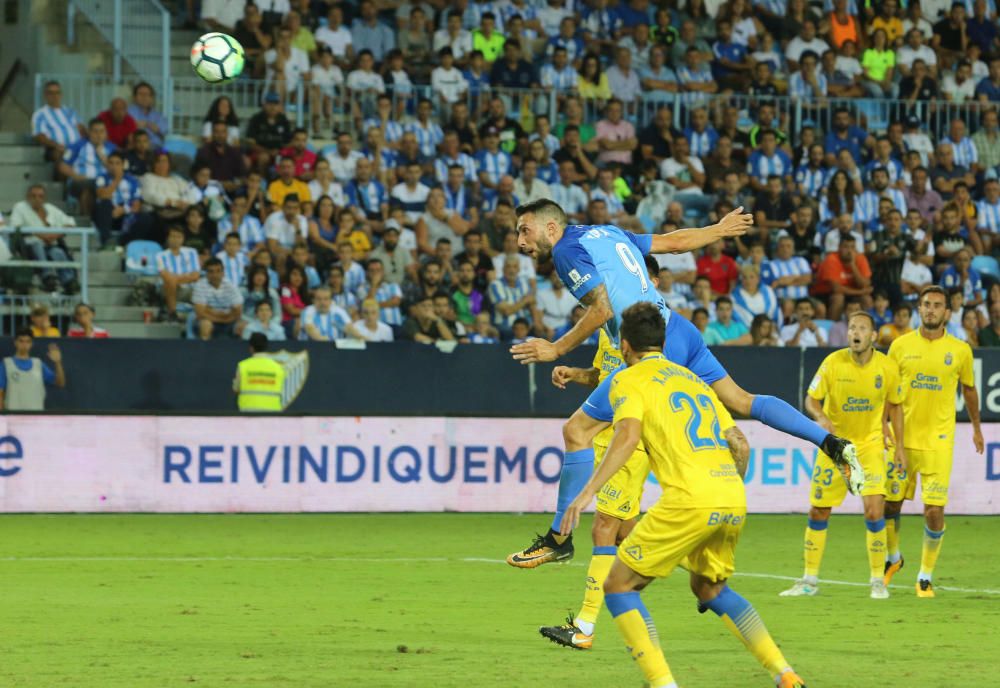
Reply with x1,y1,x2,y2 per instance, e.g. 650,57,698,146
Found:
489,39,539,89
711,20,753,90
940,247,986,307
58,118,116,216
823,106,873,165
703,296,752,345
127,82,168,149
351,0,396,62
976,57,1000,102
546,17,585,65
93,151,151,248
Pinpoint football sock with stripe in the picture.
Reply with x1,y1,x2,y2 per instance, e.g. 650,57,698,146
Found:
550,448,595,535
576,546,617,635
702,586,791,679
919,526,945,582
750,395,828,447
606,591,675,688
803,518,828,582
886,513,902,564
865,518,887,580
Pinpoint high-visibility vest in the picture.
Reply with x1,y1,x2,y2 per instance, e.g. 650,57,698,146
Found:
237,356,285,412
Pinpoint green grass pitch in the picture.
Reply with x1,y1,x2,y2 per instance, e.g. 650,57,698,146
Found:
2,513,999,687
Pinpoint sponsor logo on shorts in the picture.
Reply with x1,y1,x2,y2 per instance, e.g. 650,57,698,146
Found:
625,545,643,561
814,486,823,500
891,483,901,495
618,501,632,513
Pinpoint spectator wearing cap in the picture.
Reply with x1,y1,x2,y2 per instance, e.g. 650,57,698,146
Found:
94,150,148,248
32,80,85,161
29,304,60,337
245,93,292,172
67,303,109,338
351,0,396,62
127,82,167,149
194,121,249,194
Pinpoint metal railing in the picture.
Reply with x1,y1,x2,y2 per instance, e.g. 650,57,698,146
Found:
66,0,172,122
32,72,996,144
0,226,95,302
0,294,80,337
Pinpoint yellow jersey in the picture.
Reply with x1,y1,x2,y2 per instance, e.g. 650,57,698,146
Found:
887,330,974,450
807,348,902,447
610,353,745,508
592,330,625,448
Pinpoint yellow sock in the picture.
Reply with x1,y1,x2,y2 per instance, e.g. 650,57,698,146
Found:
886,514,901,562
865,519,887,579
576,547,616,629
919,526,945,581
606,592,675,687
803,519,829,579
704,587,791,679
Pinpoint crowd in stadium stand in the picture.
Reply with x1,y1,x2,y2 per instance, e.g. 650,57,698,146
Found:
16,0,1000,347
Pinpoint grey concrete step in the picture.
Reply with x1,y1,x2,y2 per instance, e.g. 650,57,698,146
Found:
0,180,64,211
87,285,130,306
63,232,100,251
88,251,122,271
105,321,182,338
0,145,46,165
96,305,149,321
0,164,53,187
0,133,33,145
88,270,130,287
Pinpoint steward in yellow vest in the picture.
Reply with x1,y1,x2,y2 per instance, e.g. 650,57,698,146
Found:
233,333,285,412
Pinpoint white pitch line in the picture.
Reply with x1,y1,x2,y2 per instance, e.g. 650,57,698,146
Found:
1,555,998,596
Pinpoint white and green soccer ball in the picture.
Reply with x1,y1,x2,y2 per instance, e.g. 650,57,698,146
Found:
190,32,245,84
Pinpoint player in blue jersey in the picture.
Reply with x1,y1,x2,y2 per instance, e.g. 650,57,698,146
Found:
506,199,863,568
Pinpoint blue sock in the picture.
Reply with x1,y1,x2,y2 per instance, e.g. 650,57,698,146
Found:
550,448,594,533
750,395,828,447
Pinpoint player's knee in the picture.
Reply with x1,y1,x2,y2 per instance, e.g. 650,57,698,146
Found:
591,512,620,547
863,501,884,521
884,500,902,516
562,416,594,452
808,506,831,521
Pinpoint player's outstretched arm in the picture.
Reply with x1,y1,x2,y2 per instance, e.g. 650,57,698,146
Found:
804,395,835,434
962,384,985,454
724,426,750,478
647,207,752,255
511,284,612,364
552,366,600,390
559,418,642,535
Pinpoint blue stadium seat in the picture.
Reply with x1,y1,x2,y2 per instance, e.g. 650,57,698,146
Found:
125,240,161,278
973,255,1000,280
813,319,834,338
319,144,337,160
164,136,198,173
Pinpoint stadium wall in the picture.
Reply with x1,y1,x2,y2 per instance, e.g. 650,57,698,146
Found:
0,416,997,514
10,339,1000,421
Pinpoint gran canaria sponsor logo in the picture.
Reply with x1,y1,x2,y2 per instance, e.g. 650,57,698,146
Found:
911,373,943,391
841,396,875,412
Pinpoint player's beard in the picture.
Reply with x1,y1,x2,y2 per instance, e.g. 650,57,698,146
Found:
534,235,554,263
921,315,945,331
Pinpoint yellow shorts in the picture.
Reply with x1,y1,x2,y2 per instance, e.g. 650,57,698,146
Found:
594,442,649,521
885,446,953,506
618,504,746,581
809,440,886,507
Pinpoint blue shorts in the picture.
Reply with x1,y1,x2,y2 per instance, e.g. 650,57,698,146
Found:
581,313,728,423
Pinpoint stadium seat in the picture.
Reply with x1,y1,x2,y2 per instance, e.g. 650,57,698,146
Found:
972,255,1000,280
812,319,834,338
125,240,162,278
319,144,337,160
164,136,198,172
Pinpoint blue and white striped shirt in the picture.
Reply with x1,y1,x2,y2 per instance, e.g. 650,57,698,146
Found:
761,256,811,299
863,158,904,185
155,247,200,275
62,139,115,179
540,64,579,91
529,132,561,157
500,1,538,26
406,120,444,158
752,0,787,15
795,164,828,197
787,71,827,100
358,280,404,325
31,105,82,147
676,64,714,106
549,183,589,216
443,184,472,219
481,190,521,214
818,195,865,226
435,153,478,184
218,214,266,248
489,275,532,329
475,149,514,186
215,250,250,286
342,261,368,297
731,284,782,328
946,136,979,169
346,179,388,216
95,173,142,210
299,303,351,340
363,117,405,144
332,290,359,314
977,198,1000,233
535,159,560,185
747,150,793,183
684,126,720,158
857,188,907,224
546,35,585,63
589,187,624,215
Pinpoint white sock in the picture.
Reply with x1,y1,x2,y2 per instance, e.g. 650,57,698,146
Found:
803,575,818,586
888,551,901,564
574,618,595,636
918,570,932,583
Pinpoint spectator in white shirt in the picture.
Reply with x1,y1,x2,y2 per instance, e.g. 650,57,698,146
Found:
780,297,828,346
308,159,349,208
310,48,345,133
193,257,244,339
315,5,354,67
513,159,553,204
201,0,247,33
431,47,469,105
897,28,938,77
265,26,311,98
242,300,287,341
433,10,473,62
348,298,395,341
492,229,537,288
10,184,79,294
532,272,576,338
264,194,309,267
346,50,387,121
785,20,831,71
325,131,365,184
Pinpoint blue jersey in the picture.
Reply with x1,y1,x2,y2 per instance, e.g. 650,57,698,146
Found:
552,224,665,347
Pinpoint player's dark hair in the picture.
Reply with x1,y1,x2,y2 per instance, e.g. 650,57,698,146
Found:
643,255,659,279
919,285,948,305
14,326,32,339
621,302,665,352
692,307,709,320
224,231,241,243
249,332,269,353
516,199,567,227
204,257,223,271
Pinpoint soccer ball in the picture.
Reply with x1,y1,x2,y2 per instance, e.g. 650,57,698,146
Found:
190,33,245,84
